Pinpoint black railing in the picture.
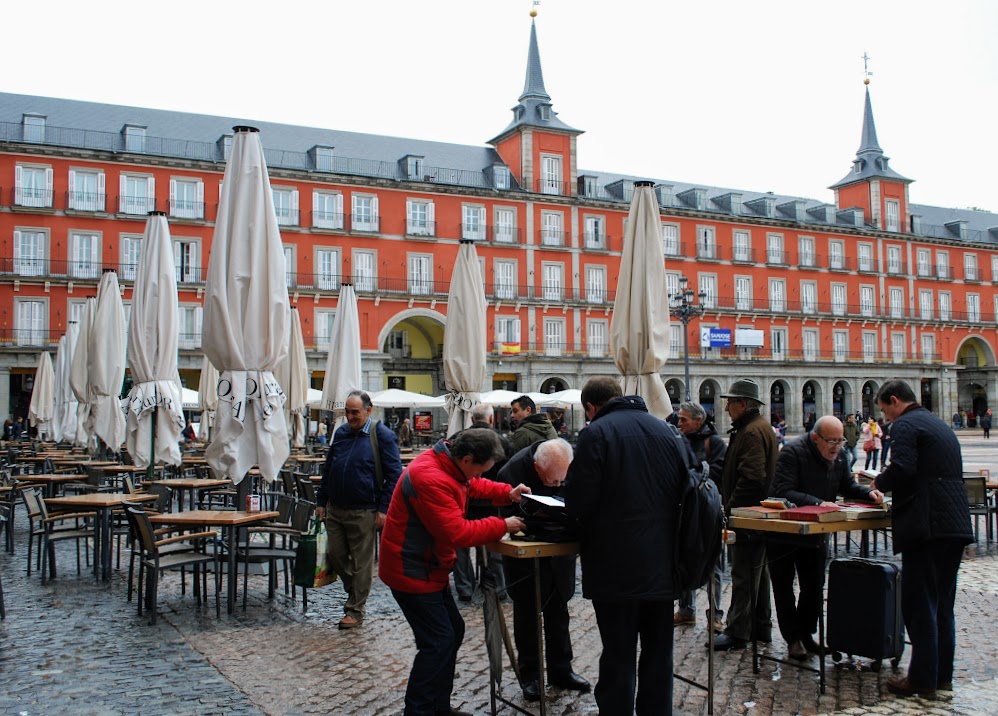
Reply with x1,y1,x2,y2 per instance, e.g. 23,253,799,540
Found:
11,187,53,208
309,211,346,230
489,225,523,244
583,233,609,251
65,191,106,212
459,223,488,241
766,250,787,265
534,179,571,196
732,248,756,263
275,208,300,227
828,256,852,271
404,221,436,238
169,200,206,220
117,195,157,214
798,254,822,270
349,214,380,233
538,229,569,248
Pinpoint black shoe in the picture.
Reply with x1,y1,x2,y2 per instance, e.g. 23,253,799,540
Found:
800,635,823,654
436,709,472,716
458,594,472,603
550,671,591,692
756,632,773,643
522,680,540,702
708,634,747,651
788,640,807,660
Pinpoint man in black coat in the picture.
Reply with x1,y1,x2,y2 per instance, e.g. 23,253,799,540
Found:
874,380,974,698
499,438,589,701
770,416,883,659
564,376,684,716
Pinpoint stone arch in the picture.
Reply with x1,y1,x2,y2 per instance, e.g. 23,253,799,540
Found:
665,378,685,412
954,335,997,368
832,380,853,419
802,380,822,429
377,308,447,358
770,379,790,426
697,378,722,423
860,379,881,419
539,376,570,393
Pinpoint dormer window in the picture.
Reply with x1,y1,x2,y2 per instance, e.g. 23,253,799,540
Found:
23,114,46,143
123,125,146,153
492,165,510,191
405,156,424,180
539,105,551,121
578,175,598,198
217,134,233,160
312,146,335,172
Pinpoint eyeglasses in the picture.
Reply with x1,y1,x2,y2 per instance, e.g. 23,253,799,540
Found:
815,434,847,447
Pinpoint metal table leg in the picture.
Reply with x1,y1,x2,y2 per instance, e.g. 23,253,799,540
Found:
534,557,546,716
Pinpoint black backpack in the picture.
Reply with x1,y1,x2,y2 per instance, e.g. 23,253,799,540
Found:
665,423,725,592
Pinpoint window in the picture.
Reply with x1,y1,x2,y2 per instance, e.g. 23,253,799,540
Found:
587,320,608,358
387,330,410,359
833,331,848,362
885,199,901,232
919,290,933,320
831,284,846,316
541,155,562,195
921,334,936,361
170,178,204,219
802,329,818,361
829,240,845,270
406,199,435,236
585,265,607,304
967,294,981,323
769,279,786,312
272,187,300,226
801,281,817,314
992,255,998,282
669,324,683,360
771,327,787,361
119,174,155,214
316,248,340,290
408,254,432,295
698,274,717,309
662,224,680,257
13,229,46,276
584,216,606,250
70,231,100,279
767,234,784,264
284,246,295,287
735,276,752,311
494,260,517,300
174,239,200,283
121,235,142,281
407,156,423,180
219,135,233,160
15,299,46,346
353,250,375,291
68,300,87,326
541,212,563,246
22,115,45,143
733,231,751,262
352,195,379,232
462,205,486,241
858,244,874,272
799,236,815,267
314,309,336,348
938,292,951,321
665,272,681,304
68,169,105,212
493,165,510,191
860,286,875,317
917,249,932,277
698,226,717,259
177,305,203,349
124,125,146,153
862,332,877,362
936,251,949,279
542,263,563,301
889,287,905,319
14,165,53,207
965,254,978,281
494,207,516,243
543,318,565,356
314,146,334,172
891,332,907,361
495,316,521,350
887,246,902,274
313,191,344,230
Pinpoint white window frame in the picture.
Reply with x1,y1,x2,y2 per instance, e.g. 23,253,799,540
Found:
22,115,45,143
769,278,786,312
800,281,817,314
351,194,379,232
921,334,936,361
462,204,486,241
13,228,47,277
992,255,998,282
919,290,934,320
735,276,752,311
885,199,901,232
662,223,680,257
862,332,877,363
831,284,847,316
353,249,376,291
939,292,951,321
585,265,607,304
887,246,902,274
543,318,565,356
802,329,819,362
15,298,47,346
891,332,907,361
68,169,106,212
406,199,435,237
314,309,337,348
540,154,562,195
119,173,155,215
771,327,788,361
833,331,848,363
495,316,521,349
860,286,875,317
541,211,564,247
493,207,516,243
70,231,101,279
829,240,845,270
177,304,203,350
587,319,608,358
494,259,517,300
14,164,53,208
936,250,950,279
284,246,296,288
799,236,815,268
407,254,433,295
541,263,564,301
272,187,299,227
967,293,981,323
964,253,978,281
169,177,204,220
733,230,751,262
698,274,717,309
917,249,932,277
313,191,344,230
698,226,717,260
174,238,201,284
767,233,784,264
124,125,146,153
315,147,335,173
889,287,905,319
120,234,143,281
858,243,874,272
315,248,341,290
584,215,606,250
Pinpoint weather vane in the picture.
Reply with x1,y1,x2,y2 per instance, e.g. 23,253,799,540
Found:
862,51,873,85
531,1,540,17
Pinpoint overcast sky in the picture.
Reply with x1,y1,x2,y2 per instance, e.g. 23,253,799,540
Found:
5,0,995,212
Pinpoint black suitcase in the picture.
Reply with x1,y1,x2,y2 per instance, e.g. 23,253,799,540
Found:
826,557,904,671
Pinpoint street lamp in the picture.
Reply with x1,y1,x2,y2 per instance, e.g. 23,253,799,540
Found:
670,275,706,401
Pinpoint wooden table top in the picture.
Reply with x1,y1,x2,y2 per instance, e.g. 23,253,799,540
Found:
487,538,579,559
151,478,232,489
149,510,280,527
295,456,325,463
93,464,154,473
729,516,892,536
46,492,158,508
49,460,120,467
16,474,85,484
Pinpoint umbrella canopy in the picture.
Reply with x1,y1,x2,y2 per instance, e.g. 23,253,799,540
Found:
54,322,80,443
443,240,488,436
370,389,445,409
197,355,219,439
182,387,201,410
88,270,128,453
274,306,309,447
543,389,583,407
27,351,55,437
51,334,68,442
320,283,362,425
202,126,289,485
609,181,673,419
306,388,324,410
125,212,184,468
69,299,96,448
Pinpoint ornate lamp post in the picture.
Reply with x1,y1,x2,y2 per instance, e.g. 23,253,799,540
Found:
670,275,706,402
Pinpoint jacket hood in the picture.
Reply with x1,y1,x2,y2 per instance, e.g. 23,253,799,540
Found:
430,439,470,484
593,395,648,422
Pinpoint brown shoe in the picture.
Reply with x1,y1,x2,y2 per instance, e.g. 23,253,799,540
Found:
788,641,807,660
886,675,936,698
673,612,696,626
338,615,361,629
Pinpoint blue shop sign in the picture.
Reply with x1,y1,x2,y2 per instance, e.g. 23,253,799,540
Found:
700,327,732,348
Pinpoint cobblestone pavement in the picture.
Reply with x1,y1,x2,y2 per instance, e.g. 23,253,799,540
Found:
2,435,997,716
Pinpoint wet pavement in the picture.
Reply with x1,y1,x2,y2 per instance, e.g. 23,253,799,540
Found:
1,431,997,715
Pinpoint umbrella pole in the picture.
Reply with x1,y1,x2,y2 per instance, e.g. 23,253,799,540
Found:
146,406,157,484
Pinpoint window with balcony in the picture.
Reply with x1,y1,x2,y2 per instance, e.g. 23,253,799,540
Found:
174,240,200,283
406,199,434,236
936,250,950,279
799,236,815,268
68,169,105,212
831,284,846,316
22,114,45,143
494,260,516,300
544,318,565,356
885,199,901,232
889,287,904,319
123,125,146,153
14,164,53,207
587,320,608,358
992,255,998,282
352,195,379,232
769,278,786,312
801,281,817,314
541,155,562,195
829,240,845,270
767,233,784,264
919,333,934,361
919,290,933,320
887,246,903,274
860,286,875,317
15,299,46,346
284,246,295,288
698,226,717,259
119,174,155,214
862,332,877,362
662,223,680,257
541,212,564,246
13,229,46,276
585,265,607,304
833,331,848,362
314,309,336,348
494,207,516,243
496,316,521,351
858,244,874,272
315,249,340,290
408,254,432,295
668,324,683,360
735,276,752,311
965,254,978,281
353,250,376,291
733,230,751,262
313,191,344,230
542,263,563,301
916,249,932,277
68,300,87,326
461,204,486,241
170,178,204,219
70,231,100,279
178,305,202,349
584,216,606,250
698,274,717,309
891,332,906,361
120,235,142,281
939,292,951,321
771,327,787,361
967,294,981,323
273,187,300,227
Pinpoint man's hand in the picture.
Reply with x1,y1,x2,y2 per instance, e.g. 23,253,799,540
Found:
375,511,386,530
505,516,526,534
315,506,326,521
819,501,838,508
867,489,885,505
509,484,532,503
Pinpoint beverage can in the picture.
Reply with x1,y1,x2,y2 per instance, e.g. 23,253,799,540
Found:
246,494,261,512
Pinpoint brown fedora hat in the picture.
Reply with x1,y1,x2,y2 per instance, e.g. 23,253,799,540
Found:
719,379,764,404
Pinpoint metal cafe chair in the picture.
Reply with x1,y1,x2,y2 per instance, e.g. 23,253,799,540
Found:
21,487,93,582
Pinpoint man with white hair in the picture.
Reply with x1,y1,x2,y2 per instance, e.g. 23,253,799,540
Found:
499,438,590,701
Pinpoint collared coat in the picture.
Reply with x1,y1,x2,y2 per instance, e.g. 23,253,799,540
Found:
720,408,779,512
772,432,875,506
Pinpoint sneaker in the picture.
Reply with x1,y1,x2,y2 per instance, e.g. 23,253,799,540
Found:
673,611,696,626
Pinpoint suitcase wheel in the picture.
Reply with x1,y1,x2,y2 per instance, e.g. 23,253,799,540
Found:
831,651,842,663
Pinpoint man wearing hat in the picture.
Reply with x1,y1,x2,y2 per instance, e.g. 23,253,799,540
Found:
712,379,779,651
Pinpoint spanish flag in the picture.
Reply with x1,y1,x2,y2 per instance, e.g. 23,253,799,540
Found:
500,343,521,355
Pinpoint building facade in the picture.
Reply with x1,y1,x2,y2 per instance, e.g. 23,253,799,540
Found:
2,19,997,434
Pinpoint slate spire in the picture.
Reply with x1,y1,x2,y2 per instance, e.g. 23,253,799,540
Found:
520,19,551,103
831,81,910,189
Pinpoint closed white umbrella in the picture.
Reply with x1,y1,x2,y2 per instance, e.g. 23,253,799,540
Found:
609,181,673,419
88,270,128,454
443,240,487,436
202,126,289,485
57,322,80,443
275,306,309,447
125,212,184,469
51,335,67,443
197,355,219,440
69,298,96,449
370,389,445,409
320,283,362,427
28,351,55,439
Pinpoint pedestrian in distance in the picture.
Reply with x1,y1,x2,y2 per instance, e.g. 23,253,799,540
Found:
842,414,860,469
861,417,881,471
981,410,992,439
879,419,892,470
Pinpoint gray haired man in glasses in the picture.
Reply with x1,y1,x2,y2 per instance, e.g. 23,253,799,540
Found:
769,415,884,660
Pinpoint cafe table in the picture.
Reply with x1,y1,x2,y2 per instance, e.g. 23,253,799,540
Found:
16,473,86,498
149,478,232,511
45,492,158,580
149,510,279,614
294,456,325,475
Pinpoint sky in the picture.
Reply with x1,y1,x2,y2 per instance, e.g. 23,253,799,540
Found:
4,0,996,212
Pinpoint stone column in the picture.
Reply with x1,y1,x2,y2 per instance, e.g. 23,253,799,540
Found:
0,367,10,420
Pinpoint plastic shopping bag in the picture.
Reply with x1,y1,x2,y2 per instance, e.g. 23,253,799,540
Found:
294,517,337,588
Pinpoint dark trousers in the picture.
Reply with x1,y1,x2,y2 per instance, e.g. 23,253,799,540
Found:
592,600,673,716
864,449,880,470
725,541,772,641
391,587,465,716
901,539,964,689
768,540,825,643
511,590,573,682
